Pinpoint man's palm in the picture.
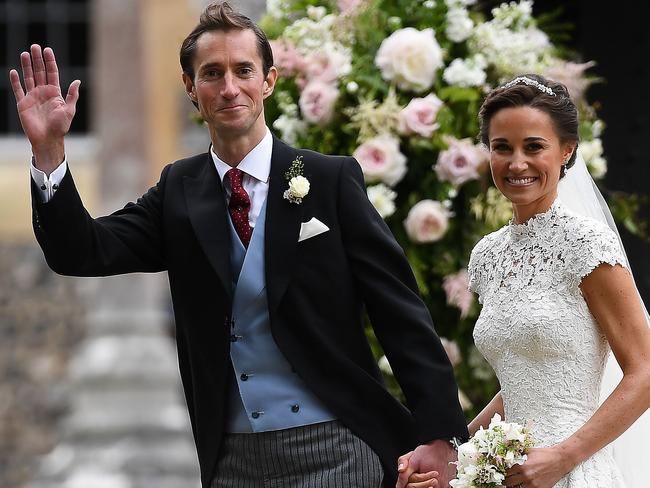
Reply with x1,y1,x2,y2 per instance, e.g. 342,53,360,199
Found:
17,83,76,145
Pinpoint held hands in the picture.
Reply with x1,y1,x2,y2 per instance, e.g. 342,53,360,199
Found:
8,44,80,173
396,439,458,488
504,446,573,488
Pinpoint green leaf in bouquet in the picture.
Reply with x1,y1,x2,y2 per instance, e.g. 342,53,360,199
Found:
438,86,481,103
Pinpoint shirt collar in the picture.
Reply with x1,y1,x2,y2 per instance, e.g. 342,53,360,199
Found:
211,128,272,184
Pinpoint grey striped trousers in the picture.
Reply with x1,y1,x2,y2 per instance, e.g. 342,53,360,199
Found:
211,420,384,488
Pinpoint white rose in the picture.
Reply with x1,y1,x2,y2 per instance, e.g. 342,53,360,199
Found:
353,134,407,187
288,176,310,198
398,94,444,137
375,27,443,92
367,184,397,218
404,200,450,243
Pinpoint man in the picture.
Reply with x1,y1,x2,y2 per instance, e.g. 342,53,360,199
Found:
10,2,467,487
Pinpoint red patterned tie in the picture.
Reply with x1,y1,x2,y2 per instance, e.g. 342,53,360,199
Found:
225,168,253,247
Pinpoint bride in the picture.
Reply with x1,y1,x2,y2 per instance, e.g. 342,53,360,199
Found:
398,74,650,488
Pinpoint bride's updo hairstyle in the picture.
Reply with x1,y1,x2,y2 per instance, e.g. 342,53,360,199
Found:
478,74,579,179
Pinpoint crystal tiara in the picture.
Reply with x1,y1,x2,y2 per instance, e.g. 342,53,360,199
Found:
502,76,556,96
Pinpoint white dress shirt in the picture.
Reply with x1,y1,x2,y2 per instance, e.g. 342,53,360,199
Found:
211,128,272,228
30,128,273,229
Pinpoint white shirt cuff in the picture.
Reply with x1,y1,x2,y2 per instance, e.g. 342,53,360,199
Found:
30,158,68,203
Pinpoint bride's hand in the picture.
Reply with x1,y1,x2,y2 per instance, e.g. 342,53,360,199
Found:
504,447,572,488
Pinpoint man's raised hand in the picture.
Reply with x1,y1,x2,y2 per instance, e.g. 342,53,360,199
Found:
9,44,81,174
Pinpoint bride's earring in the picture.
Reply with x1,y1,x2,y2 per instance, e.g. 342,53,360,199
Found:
560,160,568,178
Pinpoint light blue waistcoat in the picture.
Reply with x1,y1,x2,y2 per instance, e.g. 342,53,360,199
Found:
225,197,336,433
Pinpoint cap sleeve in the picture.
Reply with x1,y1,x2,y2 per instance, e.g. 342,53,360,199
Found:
568,219,628,283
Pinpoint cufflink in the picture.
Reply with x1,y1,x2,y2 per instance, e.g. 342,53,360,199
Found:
40,184,46,191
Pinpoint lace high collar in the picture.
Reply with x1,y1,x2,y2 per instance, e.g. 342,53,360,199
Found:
508,198,564,239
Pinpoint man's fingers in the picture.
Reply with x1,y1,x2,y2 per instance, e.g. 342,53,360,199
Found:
20,51,35,91
408,471,439,482
397,451,413,473
396,465,417,488
406,479,438,488
66,79,82,107
9,69,25,103
30,44,46,86
43,47,60,87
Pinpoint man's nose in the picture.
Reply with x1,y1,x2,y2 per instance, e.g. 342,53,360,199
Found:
220,73,240,99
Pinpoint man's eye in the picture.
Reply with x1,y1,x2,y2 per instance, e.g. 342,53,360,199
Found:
239,67,253,75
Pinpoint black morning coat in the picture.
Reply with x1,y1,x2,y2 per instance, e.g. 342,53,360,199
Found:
32,136,468,487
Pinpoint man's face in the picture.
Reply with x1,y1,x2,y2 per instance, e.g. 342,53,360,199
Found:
184,29,277,139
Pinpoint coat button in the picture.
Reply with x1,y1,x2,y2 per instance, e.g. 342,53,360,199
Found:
240,373,249,381
251,411,260,419
291,404,300,413
40,184,47,190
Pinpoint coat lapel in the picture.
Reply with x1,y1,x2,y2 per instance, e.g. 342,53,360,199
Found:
183,152,233,302
265,137,302,314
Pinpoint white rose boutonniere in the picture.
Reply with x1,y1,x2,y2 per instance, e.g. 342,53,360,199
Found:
284,155,310,204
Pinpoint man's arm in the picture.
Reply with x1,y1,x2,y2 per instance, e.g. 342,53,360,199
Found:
12,45,166,276
336,158,467,487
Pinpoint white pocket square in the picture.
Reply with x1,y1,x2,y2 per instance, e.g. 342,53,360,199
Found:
298,217,330,242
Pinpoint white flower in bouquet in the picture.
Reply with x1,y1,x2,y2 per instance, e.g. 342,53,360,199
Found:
397,94,443,137
375,27,443,92
353,134,407,186
435,136,489,186
266,0,291,19
443,55,487,88
446,7,474,43
404,200,450,243
299,80,339,124
451,413,534,488
367,184,398,218
445,0,477,7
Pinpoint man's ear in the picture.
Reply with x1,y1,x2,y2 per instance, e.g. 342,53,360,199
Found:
263,66,278,99
182,72,199,108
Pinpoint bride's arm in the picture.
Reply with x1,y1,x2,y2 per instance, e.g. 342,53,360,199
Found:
468,391,504,435
558,263,650,466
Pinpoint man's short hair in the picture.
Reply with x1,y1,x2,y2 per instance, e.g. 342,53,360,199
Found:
180,1,274,80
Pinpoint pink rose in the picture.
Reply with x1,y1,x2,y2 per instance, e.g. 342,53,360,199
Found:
403,200,449,243
442,270,473,318
434,137,488,186
352,134,407,187
337,0,366,14
299,80,339,125
304,47,351,83
398,94,444,137
270,40,306,77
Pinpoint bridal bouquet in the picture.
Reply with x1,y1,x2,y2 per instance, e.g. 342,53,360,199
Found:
450,414,534,488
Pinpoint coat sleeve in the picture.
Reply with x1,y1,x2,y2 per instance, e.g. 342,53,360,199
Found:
336,157,468,443
31,165,170,276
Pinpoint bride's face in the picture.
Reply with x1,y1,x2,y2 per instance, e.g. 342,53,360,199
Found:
487,106,575,221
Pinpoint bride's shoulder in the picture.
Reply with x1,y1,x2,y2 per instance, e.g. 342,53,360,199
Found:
468,226,508,272
557,207,619,246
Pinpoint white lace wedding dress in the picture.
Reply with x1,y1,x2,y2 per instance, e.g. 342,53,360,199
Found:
468,199,627,487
